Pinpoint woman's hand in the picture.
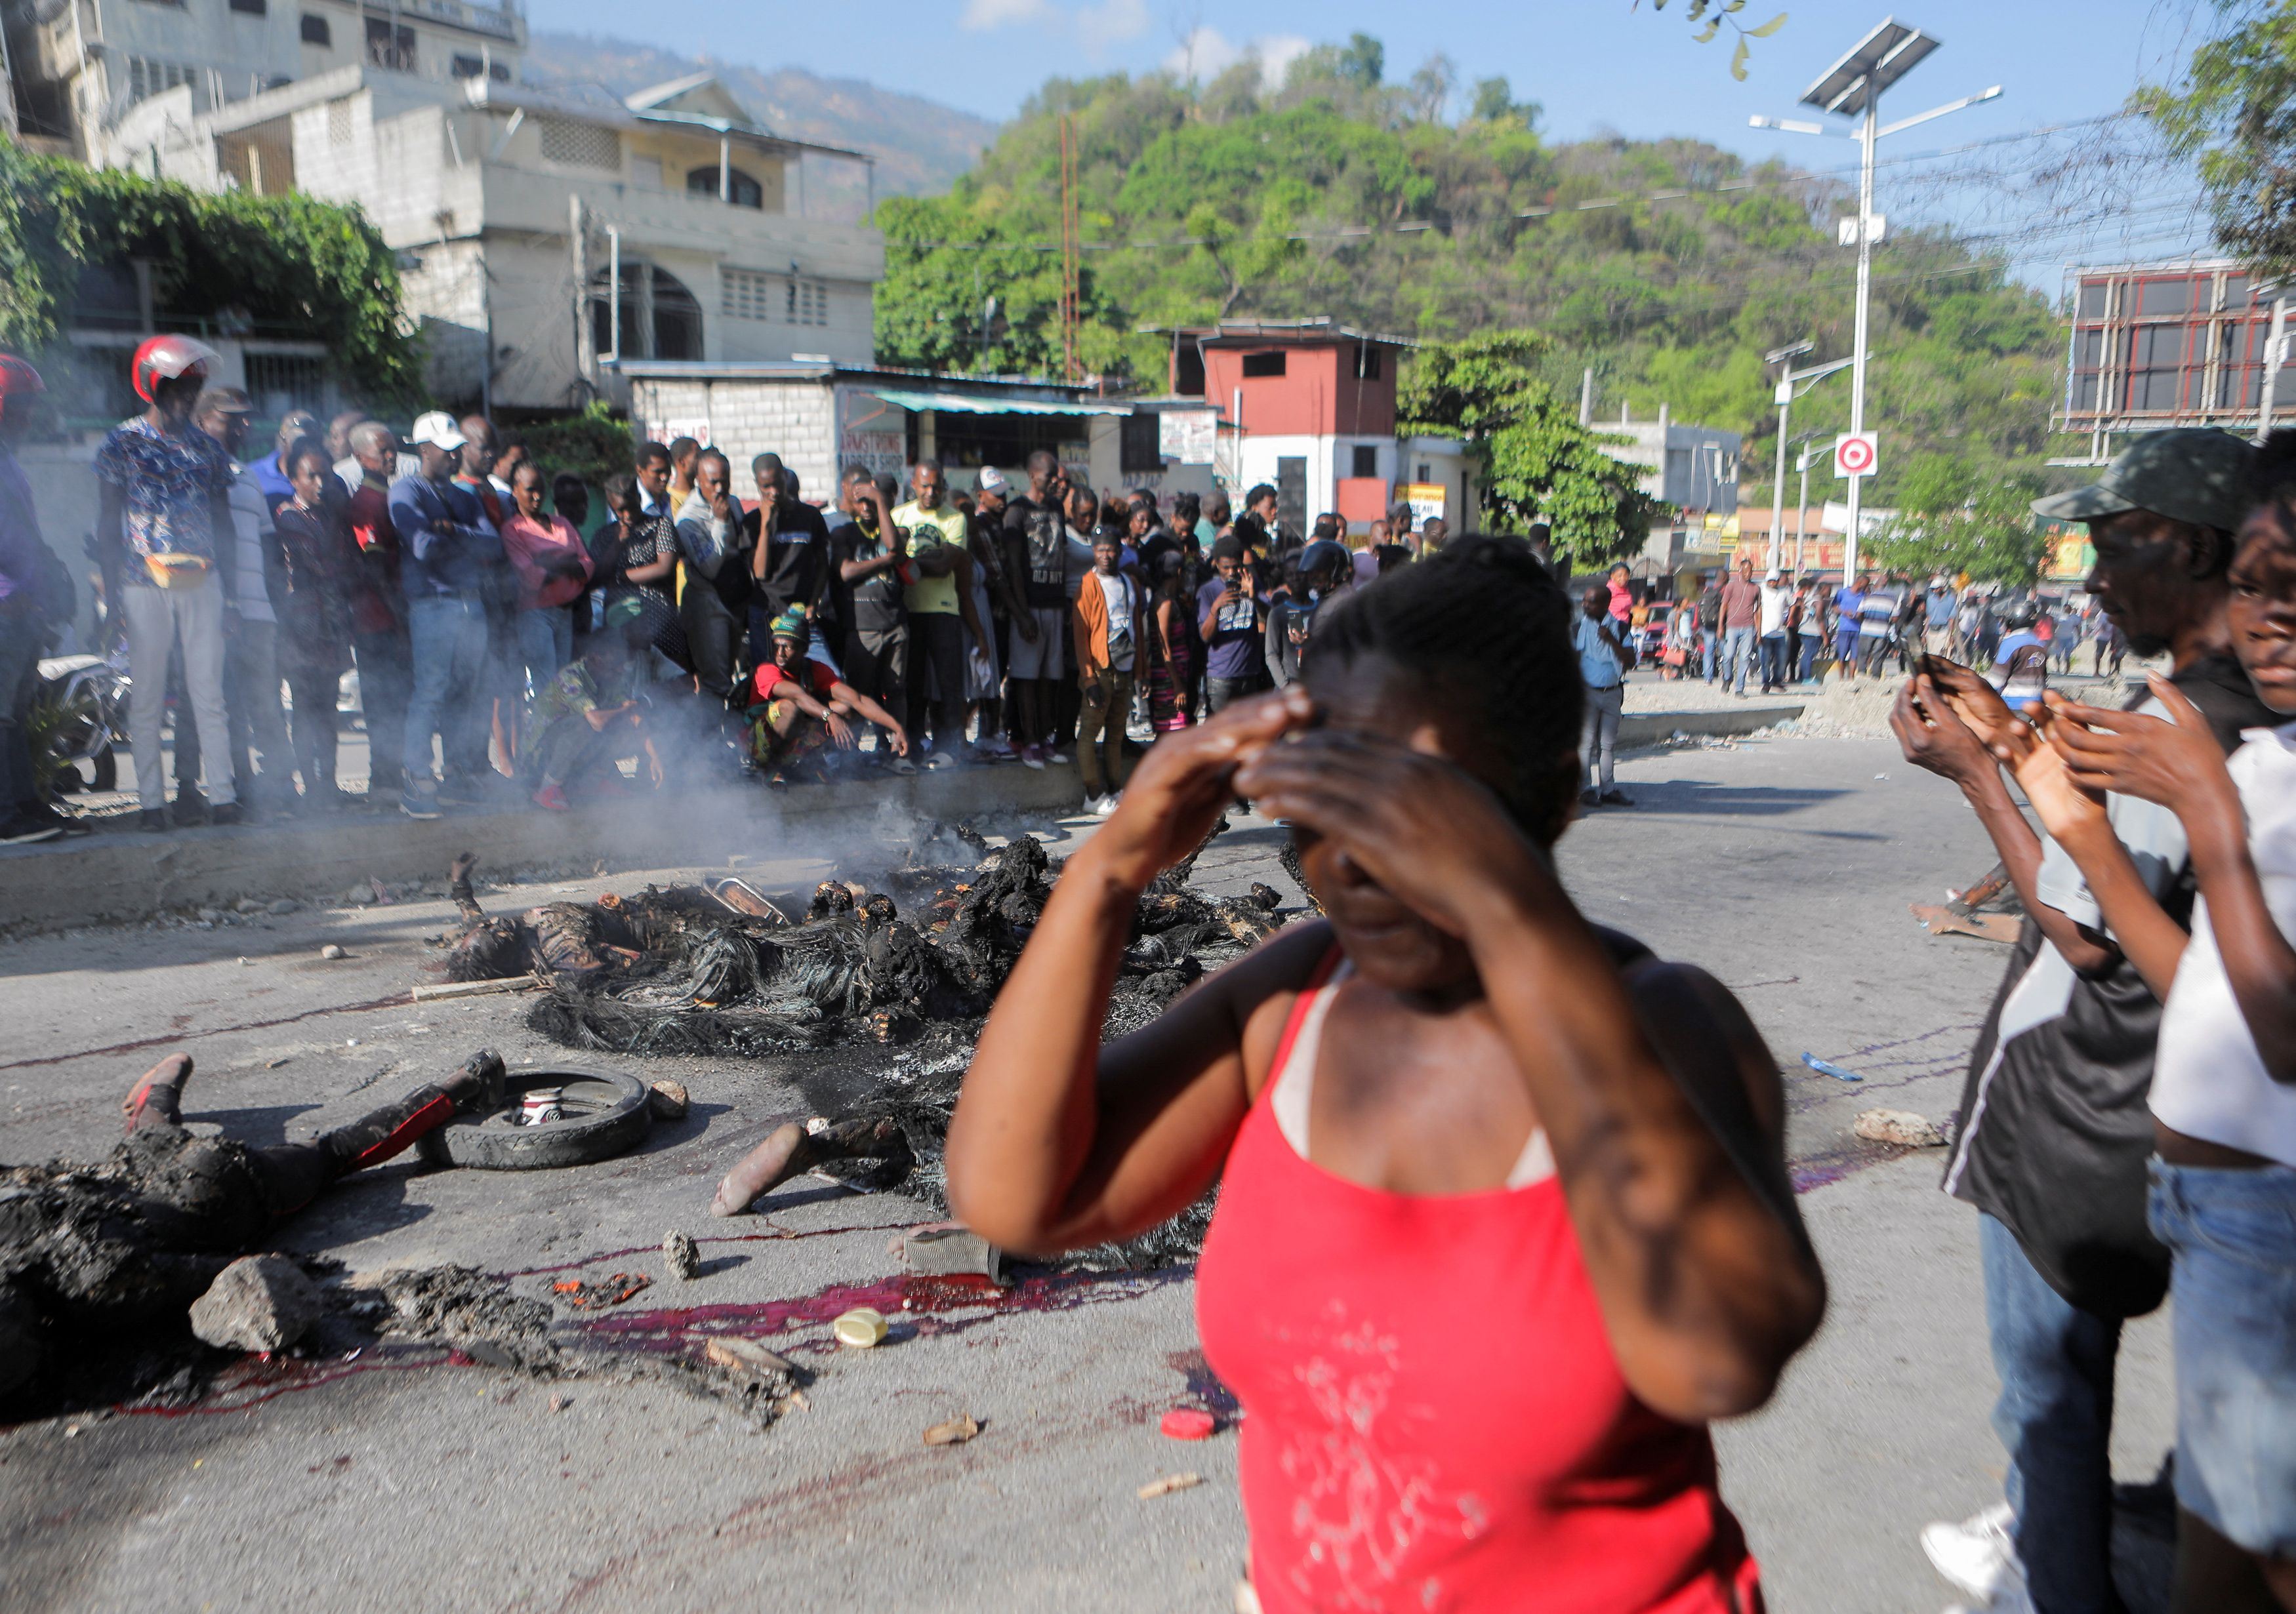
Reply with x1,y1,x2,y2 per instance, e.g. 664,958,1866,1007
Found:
2042,677,2240,815
1089,689,1311,891
1233,728,1546,942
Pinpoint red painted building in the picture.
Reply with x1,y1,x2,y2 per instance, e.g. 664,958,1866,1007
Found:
1153,319,1458,532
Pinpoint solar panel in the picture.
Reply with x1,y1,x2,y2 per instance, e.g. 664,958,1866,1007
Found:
1799,17,1940,118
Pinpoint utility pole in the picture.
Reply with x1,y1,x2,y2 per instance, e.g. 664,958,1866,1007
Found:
1795,444,1814,576
1755,20,1999,582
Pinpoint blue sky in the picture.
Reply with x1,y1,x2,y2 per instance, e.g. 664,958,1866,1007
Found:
539,0,2221,279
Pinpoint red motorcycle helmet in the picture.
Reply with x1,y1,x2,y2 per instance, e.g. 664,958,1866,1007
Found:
130,333,221,404
0,353,44,425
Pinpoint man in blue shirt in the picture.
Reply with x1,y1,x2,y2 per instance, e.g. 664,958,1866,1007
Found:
1572,583,1633,807
1923,575,1957,657
390,411,501,819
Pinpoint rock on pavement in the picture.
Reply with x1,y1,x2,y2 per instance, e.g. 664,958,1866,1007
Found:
188,1255,324,1352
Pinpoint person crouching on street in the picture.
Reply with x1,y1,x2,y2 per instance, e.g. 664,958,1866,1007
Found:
743,609,909,783
525,595,661,812
1072,525,1143,816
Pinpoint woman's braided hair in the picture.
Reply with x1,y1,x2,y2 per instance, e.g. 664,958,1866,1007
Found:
1303,533,1584,845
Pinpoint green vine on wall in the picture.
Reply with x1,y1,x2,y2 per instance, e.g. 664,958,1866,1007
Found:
0,141,422,406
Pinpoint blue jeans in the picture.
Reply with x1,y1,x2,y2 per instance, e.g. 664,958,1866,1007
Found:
1980,1213,2128,1614
1795,633,1820,681
1700,635,1717,681
515,608,571,702
1757,632,1787,689
403,595,491,788
2149,1160,2296,1554
1721,626,1757,693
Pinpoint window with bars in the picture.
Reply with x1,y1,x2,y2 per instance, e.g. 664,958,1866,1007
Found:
721,268,775,321
537,119,620,171
787,278,828,326
125,56,202,109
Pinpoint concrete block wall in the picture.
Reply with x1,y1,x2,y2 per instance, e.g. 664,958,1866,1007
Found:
632,379,838,500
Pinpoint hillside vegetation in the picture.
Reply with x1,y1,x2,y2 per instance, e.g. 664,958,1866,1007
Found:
873,40,2062,507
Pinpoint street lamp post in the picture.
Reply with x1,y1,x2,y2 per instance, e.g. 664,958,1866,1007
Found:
1765,340,1813,563
1754,19,2001,584
1795,445,1815,576
1767,353,1855,570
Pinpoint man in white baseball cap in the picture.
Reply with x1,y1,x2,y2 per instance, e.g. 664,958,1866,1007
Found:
406,411,468,454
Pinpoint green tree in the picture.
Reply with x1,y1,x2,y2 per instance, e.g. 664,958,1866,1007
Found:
1867,453,2049,584
1401,331,1668,563
2134,2,2296,275
1469,76,1542,129
1339,33,1386,90
0,143,421,407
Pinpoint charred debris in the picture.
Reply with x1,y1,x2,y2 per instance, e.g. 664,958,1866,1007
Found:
442,823,1288,1266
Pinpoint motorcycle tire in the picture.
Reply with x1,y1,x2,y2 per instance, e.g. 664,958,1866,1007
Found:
416,1067,653,1171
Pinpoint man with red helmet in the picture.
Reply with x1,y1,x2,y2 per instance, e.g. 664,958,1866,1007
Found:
95,334,241,830
0,353,78,844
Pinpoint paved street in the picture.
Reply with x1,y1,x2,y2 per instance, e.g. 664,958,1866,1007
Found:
0,732,2173,1614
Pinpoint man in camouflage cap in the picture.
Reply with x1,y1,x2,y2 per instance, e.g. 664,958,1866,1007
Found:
1891,424,2281,1612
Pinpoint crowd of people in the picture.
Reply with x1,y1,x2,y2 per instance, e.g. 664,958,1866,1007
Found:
0,336,1453,837
1616,555,2125,700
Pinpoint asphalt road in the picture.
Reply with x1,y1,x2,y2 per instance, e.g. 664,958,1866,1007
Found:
0,733,2174,1614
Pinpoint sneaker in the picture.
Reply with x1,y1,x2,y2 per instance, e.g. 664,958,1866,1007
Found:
400,785,442,821
531,782,571,813
0,813,64,845
1094,792,1122,817
139,807,170,834
1599,789,1634,807
1044,750,1071,766
1019,744,1046,771
1921,1502,2018,1604
207,801,243,828
435,776,484,807
1580,788,1599,807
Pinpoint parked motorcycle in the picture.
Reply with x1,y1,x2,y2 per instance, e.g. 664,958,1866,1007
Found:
35,648,126,796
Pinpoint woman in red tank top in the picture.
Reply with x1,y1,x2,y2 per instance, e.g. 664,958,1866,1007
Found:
948,538,1826,1613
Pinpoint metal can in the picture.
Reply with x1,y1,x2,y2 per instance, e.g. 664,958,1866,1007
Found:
520,1088,564,1125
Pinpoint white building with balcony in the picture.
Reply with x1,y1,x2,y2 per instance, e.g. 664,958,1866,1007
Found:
4,0,884,412
3,0,523,153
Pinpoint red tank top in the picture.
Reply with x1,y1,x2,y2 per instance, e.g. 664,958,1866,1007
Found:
1196,948,1763,1614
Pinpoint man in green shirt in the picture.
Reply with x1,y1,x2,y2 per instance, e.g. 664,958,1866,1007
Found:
892,460,987,765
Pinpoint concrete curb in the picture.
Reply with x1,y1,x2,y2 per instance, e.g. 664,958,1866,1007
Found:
0,765,1085,934
1620,702,1805,747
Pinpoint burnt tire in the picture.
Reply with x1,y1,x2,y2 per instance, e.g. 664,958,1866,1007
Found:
417,1066,653,1171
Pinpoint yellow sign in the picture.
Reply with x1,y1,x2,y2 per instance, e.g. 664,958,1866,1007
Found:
1398,483,1446,527
2046,533,2095,582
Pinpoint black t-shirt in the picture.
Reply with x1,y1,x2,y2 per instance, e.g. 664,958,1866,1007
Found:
744,499,829,618
1004,494,1071,609
828,517,906,636
1944,651,2278,1318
